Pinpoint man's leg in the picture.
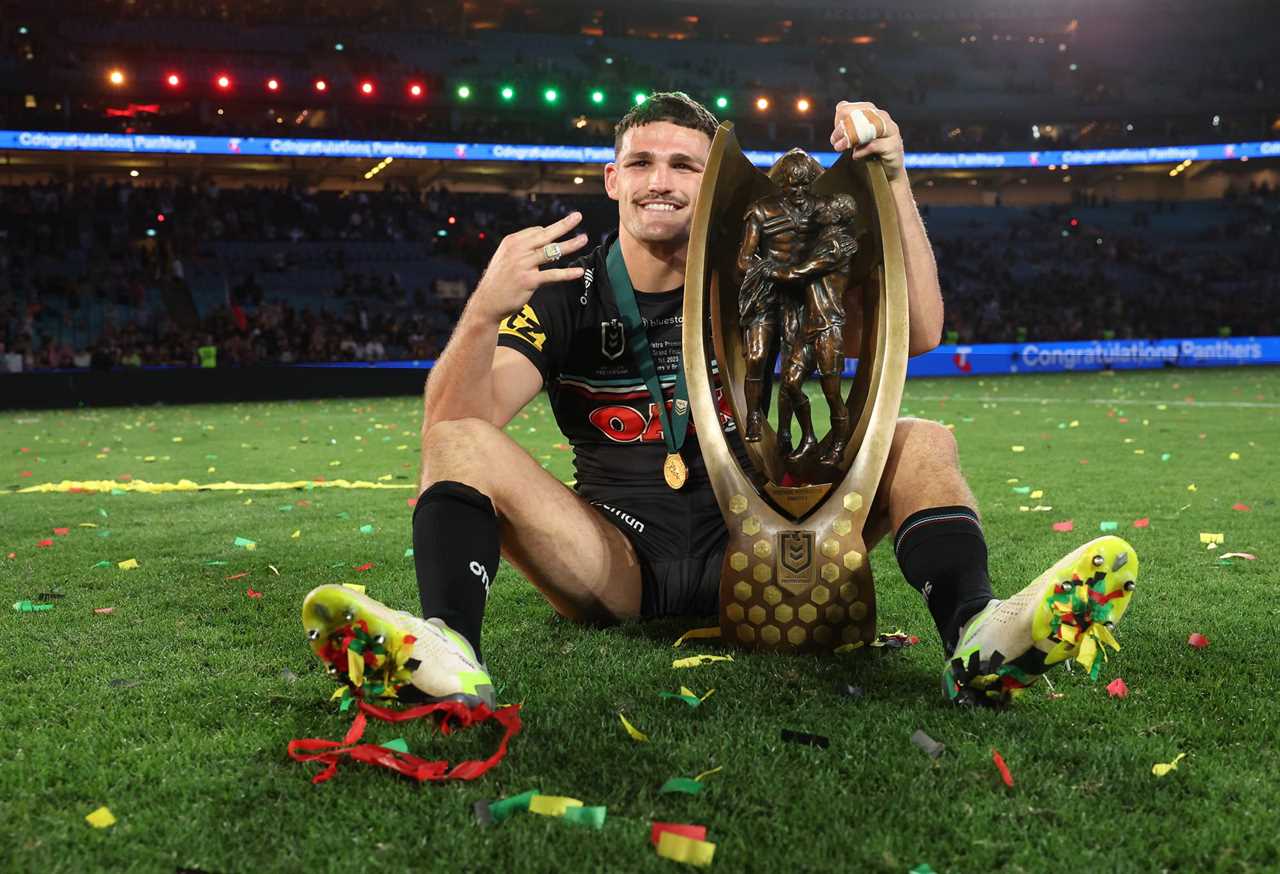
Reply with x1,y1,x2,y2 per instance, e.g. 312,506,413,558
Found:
418,417,643,639
741,320,775,442
862,417,993,653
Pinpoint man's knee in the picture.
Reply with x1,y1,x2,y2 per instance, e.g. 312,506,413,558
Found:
893,417,959,465
421,417,506,490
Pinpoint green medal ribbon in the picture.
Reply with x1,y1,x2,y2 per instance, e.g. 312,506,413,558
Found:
605,243,691,466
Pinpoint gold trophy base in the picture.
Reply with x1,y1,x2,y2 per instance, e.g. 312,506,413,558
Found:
717,488,876,652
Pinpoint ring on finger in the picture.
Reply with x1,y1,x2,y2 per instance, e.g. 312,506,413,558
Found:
541,242,562,263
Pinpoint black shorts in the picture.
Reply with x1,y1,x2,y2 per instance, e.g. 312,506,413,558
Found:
586,485,727,619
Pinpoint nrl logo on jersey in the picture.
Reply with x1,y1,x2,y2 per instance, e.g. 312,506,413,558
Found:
601,319,625,360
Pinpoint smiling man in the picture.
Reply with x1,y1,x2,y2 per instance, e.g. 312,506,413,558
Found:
300,92,1139,709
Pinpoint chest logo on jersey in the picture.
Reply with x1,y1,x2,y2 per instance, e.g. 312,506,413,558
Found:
601,319,625,360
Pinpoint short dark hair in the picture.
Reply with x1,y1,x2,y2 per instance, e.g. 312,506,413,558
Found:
613,91,719,152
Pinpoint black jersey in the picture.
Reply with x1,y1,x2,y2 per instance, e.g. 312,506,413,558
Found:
496,232,750,502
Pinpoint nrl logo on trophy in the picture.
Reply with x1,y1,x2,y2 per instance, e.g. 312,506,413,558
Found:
682,121,910,652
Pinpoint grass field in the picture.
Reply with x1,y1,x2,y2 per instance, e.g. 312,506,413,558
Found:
2,367,1278,874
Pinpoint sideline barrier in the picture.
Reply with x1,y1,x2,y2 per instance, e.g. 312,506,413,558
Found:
2,336,1276,410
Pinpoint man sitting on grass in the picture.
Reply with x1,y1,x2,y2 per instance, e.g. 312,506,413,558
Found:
300,92,1138,709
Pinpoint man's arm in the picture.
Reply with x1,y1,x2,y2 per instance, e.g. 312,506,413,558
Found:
831,101,944,357
736,210,762,274
422,212,587,434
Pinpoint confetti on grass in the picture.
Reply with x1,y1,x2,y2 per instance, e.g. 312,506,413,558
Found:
1188,633,1210,649
659,778,705,796
673,626,720,647
85,806,116,829
656,831,716,867
992,750,1014,787
1153,753,1187,777
672,654,734,669
911,730,945,758
619,713,649,743
1052,520,1074,532
1107,677,1129,699
652,823,707,846
12,600,53,613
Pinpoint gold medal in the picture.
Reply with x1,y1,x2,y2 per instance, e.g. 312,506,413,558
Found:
663,452,688,490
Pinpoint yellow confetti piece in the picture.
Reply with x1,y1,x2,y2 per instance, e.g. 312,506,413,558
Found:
329,687,346,701
342,583,366,594
207,467,216,473
528,795,583,817
117,558,139,570
143,455,156,462
673,626,721,648
79,523,98,528
172,437,183,443
1069,420,1079,428
1199,532,1224,544
347,648,365,687
657,831,717,867
1134,449,1145,455
619,712,649,743
1229,452,1240,461
1030,490,1044,499
694,765,723,782
377,474,393,481
834,641,865,653
1006,478,1019,484
85,806,116,829
1187,484,1197,492
243,498,253,505
672,654,734,669
291,530,301,539
1010,445,1025,452
1018,506,1030,512
1152,753,1187,777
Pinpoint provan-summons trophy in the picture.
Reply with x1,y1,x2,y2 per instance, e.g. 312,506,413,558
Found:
682,120,910,652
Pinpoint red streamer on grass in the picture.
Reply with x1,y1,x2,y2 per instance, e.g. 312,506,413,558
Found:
991,750,1014,788
354,562,374,572
52,527,70,536
1106,677,1129,699
1188,632,1210,649
37,538,53,548
287,699,522,785
1133,517,1150,528
246,587,263,598
651,822,708,846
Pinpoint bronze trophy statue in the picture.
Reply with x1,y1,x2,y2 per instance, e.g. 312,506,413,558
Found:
682,122,909,652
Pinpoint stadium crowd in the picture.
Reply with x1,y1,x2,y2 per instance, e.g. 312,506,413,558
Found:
2,175,1277,374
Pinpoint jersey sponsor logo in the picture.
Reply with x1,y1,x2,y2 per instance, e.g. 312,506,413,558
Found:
498,304,546,351
586,389,736,443
580,268,594,305
601,319,625,360
594,502,645,533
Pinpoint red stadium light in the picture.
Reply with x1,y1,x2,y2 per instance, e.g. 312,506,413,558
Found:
215,74,232,90
447,215,457,225
359,80,375,96
314,79,328,92
408,82,424,98
156,213,166,222
266,78,280,92
1069,217,1079,227
165,72,182,88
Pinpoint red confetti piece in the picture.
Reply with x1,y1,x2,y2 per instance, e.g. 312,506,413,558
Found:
1133,517,1150,528
37,538,54,548
1052,520,1074,532
1106,677,1129,699
19,447,29,453
295,499,312,508
52,527,70,536
6,552,14,559
247,587,263,598
406,497,418,508
1188,633,1210,649
1232,503,1251,512
1079,459,1089,464
1118,417,1129,424
354,563,374,572
226,572,250,581
19,471,32,478
991,750,1014,788
651,822,708,847
119,474,132,481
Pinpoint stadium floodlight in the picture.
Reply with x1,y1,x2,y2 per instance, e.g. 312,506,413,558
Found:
408,83,424,98
544,88,559,104
334,42,344,51
796,97,811,113
633,92,647,105
266,78,280,92
457,84,472,100
166,73,181,88
714,95,729,109
215,74,232,90
108,69,125,86
755,96,769,111
590,89,605,104
360,80,375,96
314,79,328,92
500,85,515,101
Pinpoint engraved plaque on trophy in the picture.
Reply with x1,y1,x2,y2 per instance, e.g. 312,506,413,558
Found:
682,122,910,652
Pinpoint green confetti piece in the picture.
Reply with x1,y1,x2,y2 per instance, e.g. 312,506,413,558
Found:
12,600,53,613
910,866,939,874
98,508,108,518
404,547,414,558
561,806,607,829
380,738,409,754
1099,521,1119,531
659,777,704,795
205,454,218,460
659,691,702,708
337,512,350,520
488,789,540,823
1012,486,1031,495
97,530,111,538
206,560,228,566
110,488,126,496
278,505,294,512
233,536,256,549
359,524,374,535
92,560,112,569
1161,453,1172,462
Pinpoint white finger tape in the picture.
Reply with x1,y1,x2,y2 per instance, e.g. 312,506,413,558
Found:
848,109,883,147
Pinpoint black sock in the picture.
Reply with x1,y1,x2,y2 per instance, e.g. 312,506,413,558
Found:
412,480,499,663
893,505,995,654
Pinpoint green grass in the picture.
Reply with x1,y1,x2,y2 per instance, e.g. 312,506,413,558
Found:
2,367,1278,873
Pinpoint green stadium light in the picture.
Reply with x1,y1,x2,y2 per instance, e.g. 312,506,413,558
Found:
590,89,605,105
715,95,729,110
500,85,515,101
456,84,472,100
633,92,647,106
544,88,559,104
